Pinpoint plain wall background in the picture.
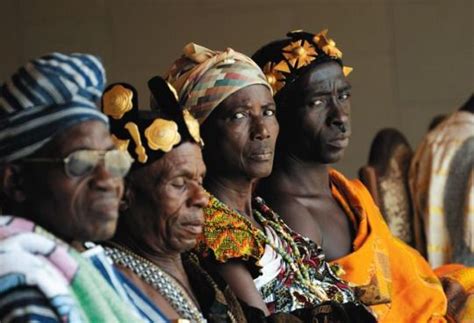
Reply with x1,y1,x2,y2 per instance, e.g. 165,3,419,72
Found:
1,0,472,177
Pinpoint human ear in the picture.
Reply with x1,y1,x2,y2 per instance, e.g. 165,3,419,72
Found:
120,185,134,212
1,164,27,203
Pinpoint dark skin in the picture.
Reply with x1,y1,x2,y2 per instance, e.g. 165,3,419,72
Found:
113,142,208,320
202,84,279,315
1,120,124,245
258,62,355,261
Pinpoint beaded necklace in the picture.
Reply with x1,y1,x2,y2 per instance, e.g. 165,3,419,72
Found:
210,195,329,301
104,243,206,322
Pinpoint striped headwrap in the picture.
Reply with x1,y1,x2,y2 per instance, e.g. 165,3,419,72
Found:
0,52,108,162
165,43,272,124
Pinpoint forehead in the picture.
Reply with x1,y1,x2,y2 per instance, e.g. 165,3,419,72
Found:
300,62,348,92
149,142,205,177
52,120,112,155
218,84,274,111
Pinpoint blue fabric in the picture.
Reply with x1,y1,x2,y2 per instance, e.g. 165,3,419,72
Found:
83,245,168,323
0,52,109,162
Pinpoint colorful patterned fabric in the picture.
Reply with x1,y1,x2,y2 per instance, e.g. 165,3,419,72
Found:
328,168,474,322
165,43,271,124
0,52,108,162
0,216,141,323
196,196,265,267
409,110,474,267
196,195,359,314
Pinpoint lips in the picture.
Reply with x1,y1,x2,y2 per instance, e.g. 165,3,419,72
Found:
181,216,204,236
89,196,120,220
327,137,349,149
181,221,203,235
248,150,273,162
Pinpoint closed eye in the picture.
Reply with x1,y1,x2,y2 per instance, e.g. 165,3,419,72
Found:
171,177,186,188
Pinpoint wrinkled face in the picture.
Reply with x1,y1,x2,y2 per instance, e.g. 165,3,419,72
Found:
25,120,125,242
127,142,208,254
293,62,352,164
202,84,279,180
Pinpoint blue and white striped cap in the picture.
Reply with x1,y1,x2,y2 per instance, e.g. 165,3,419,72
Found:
0,52,109,162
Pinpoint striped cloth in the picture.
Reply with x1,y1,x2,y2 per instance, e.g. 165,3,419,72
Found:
410,110,474,267
0,52,108,162
84,244,168,322
165,43,271,124
0,216,142,323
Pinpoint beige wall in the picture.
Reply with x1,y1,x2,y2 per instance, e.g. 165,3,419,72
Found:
1,0,472,177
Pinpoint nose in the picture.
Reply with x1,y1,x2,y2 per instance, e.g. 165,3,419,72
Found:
327,99,349,133
251,117,270,141
189,183,209,209
89,163,123,193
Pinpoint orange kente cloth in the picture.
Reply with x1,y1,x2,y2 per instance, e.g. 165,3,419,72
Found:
328,168,449,322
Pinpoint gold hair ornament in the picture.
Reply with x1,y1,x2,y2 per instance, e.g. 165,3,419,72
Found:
103,85,134,120
182,109,202,145
145,119,181,153
125,122,148,163
314,29,342,59
262,62,287,94
111,134,130,152
282,40,318,69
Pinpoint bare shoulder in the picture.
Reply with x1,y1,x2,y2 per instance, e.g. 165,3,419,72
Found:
260,191,323,246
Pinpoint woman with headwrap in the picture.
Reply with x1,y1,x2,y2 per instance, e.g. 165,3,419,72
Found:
0,53,140,322
100,77,245,322
165,43,374,322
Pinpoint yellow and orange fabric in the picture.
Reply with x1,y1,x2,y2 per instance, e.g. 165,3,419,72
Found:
329,168,473,322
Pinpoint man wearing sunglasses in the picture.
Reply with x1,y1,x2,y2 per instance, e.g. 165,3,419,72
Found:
0,53,139,322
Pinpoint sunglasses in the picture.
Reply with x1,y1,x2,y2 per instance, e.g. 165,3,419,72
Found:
23,149,134,178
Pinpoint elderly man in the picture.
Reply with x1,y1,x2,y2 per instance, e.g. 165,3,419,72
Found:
253,30,473,322
0,53,139,322
100,79,245,322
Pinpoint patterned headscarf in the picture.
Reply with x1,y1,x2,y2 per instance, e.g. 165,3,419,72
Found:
165,43,272,124
252,29,353,98
0,52,108,162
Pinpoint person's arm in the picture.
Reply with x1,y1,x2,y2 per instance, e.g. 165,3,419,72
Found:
0,286,60,322
216,259,270,316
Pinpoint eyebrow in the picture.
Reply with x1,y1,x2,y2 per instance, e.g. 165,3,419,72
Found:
230,100,276,109
308,84,352,96
339,84,352,92
60,144,116,157
171,165,206,179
